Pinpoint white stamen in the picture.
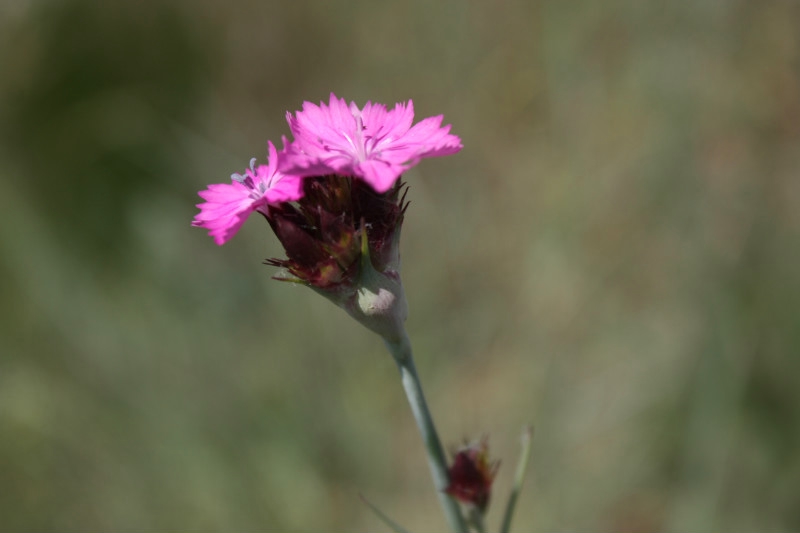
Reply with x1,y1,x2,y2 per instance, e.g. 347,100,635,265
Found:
350,107,368,161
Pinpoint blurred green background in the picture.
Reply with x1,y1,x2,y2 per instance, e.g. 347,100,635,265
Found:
1,0,799,530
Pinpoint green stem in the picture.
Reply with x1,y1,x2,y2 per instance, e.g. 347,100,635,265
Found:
384,332,468,533
359,493,412,533
467,506,487,533
499,426,534,533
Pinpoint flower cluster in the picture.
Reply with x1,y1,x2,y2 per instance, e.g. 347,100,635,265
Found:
193,93,461,247
193,94,460,340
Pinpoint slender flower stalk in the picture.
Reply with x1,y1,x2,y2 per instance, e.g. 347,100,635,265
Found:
499,426,534,533
384,332,469,533
468,506,488,533
359,494,413,533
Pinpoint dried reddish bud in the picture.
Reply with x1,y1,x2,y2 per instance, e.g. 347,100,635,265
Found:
445,438,500,512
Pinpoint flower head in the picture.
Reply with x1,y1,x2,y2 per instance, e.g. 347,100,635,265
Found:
265,175,409,341
192,96,462,341
192,141,304,245
281,93,462,193
445,438,500,513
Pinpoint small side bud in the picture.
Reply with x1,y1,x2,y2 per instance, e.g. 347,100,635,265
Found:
445,438,500,513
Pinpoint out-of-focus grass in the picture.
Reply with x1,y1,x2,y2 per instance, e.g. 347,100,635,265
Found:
1,0,798,531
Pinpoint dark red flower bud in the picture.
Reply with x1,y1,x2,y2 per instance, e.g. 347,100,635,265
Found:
445,438,500,513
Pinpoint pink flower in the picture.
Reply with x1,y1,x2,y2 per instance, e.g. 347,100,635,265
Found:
281,93,462,193
192,141,304,245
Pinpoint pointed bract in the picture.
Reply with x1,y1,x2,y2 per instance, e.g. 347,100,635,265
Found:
265,175,407,289
281,93,462,193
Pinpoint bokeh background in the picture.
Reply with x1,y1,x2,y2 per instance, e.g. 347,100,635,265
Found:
1,0,799,530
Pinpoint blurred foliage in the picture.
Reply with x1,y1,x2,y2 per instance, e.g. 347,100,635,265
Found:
1,0,799,531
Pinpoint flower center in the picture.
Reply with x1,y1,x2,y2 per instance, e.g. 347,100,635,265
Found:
324,106,387,164
232,158,273,200
349,109,369,162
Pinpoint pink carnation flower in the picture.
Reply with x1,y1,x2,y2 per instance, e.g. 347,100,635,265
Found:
281,93,462,193
192,141,303,245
